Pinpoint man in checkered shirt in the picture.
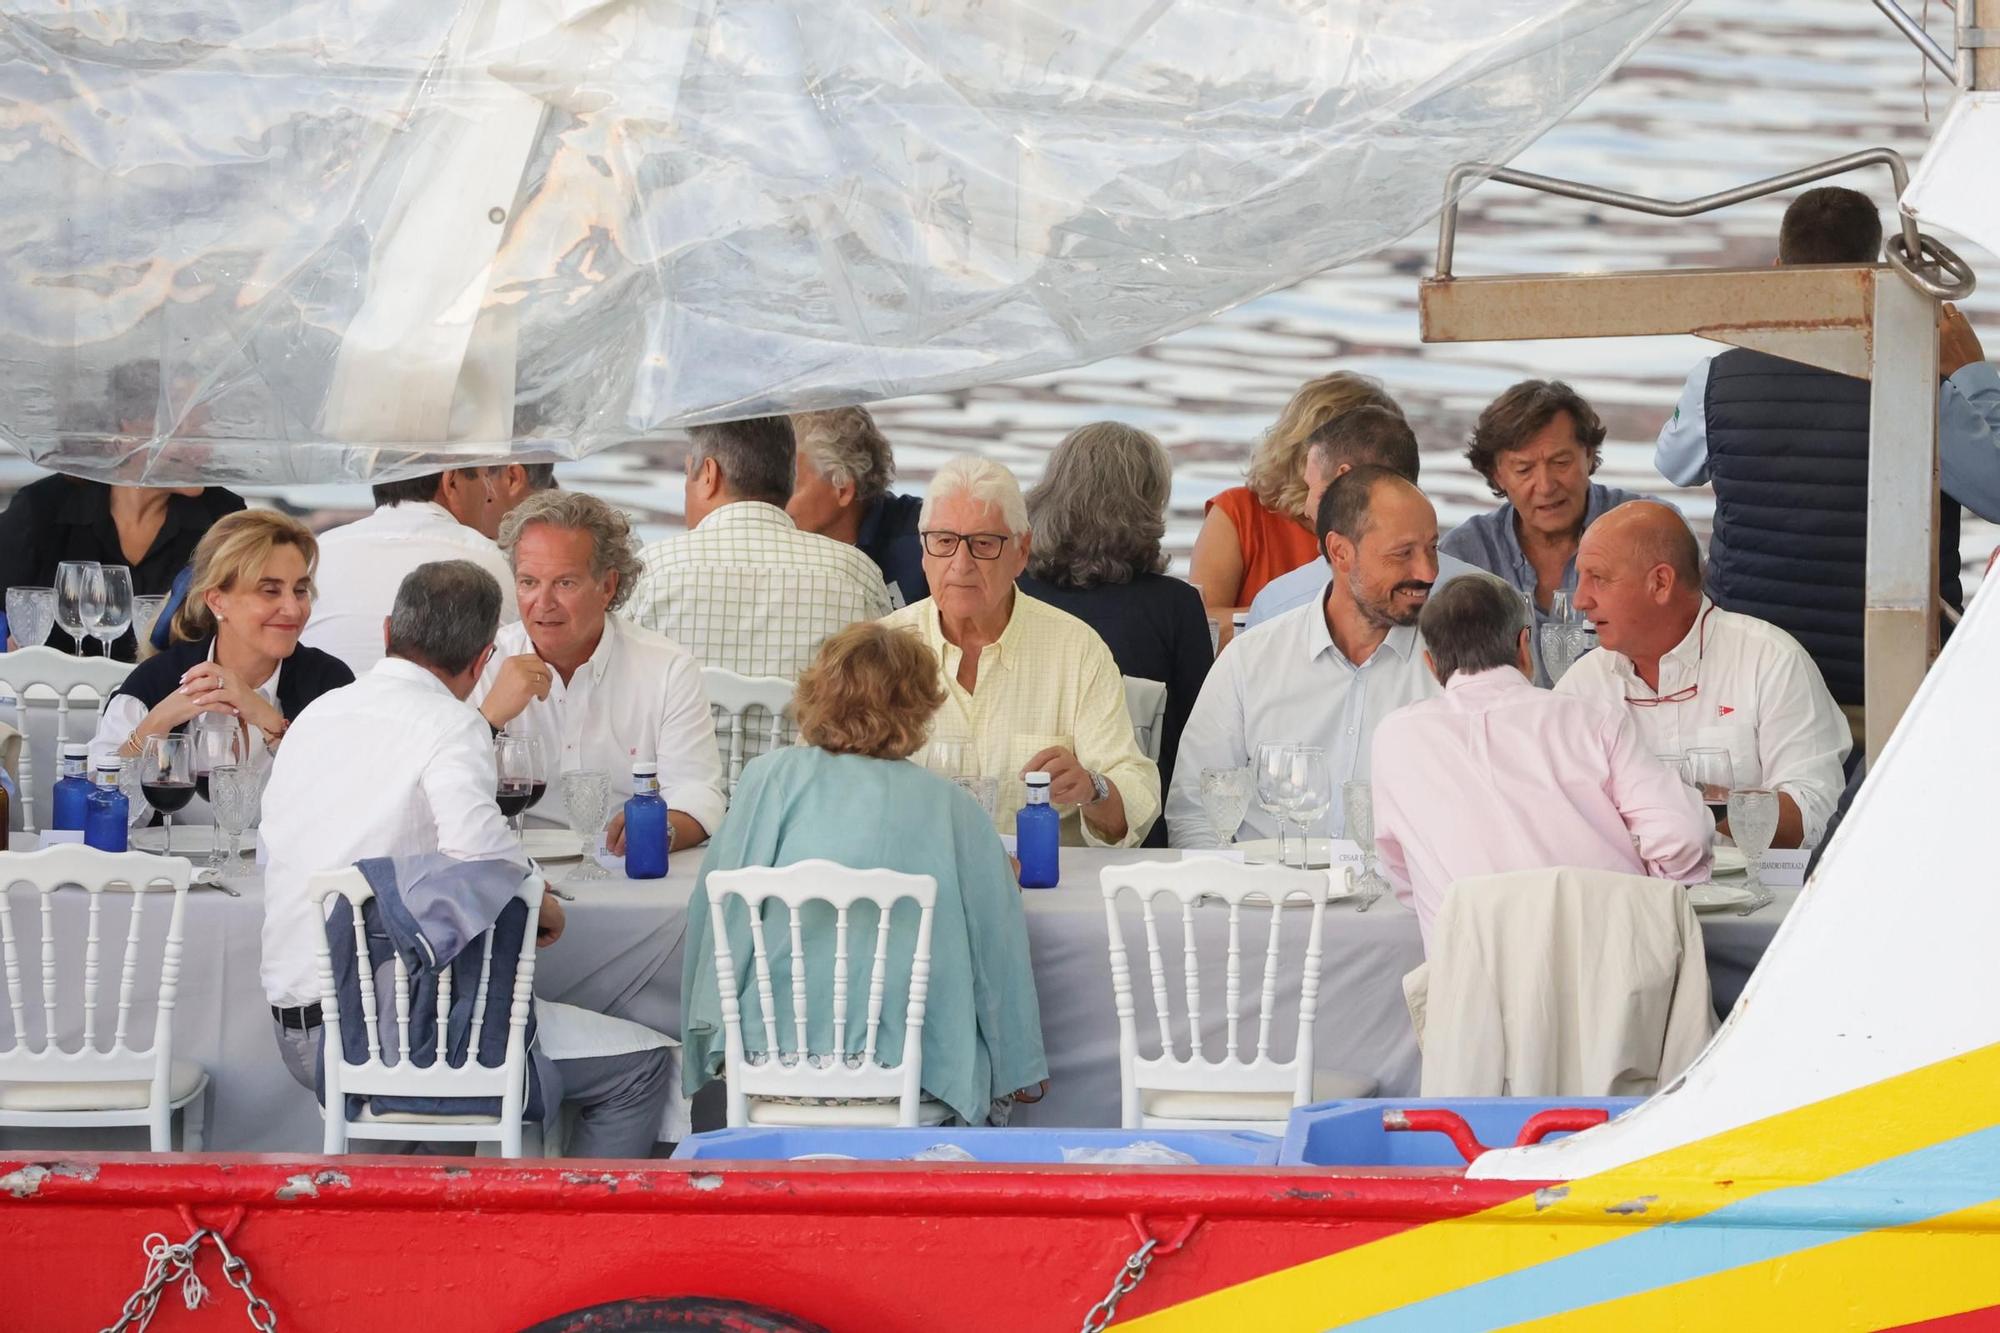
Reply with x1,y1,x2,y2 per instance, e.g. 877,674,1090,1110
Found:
629,416,893,679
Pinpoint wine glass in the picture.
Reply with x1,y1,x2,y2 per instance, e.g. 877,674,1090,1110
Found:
139,733,196,856
1198,766,1252,847
561,769,612,881
1727,787,1780,911
1655,753,1692,787
925,737,971,780
1343,780,1388,906
131,594,169,656
209,762,265,870
1281,747,1331,869
55,561,103,655
91,565,133,659
495,733,538,839
1253,742,1293,865
191,713,249,869
1685,748,1736,831
516,736,549,826
6,586,55,651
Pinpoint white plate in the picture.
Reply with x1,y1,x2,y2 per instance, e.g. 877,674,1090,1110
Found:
1235,877,1358,909
1234,837,1335,869
521,828,589,862
1687,882,1755,912
1709,846,1748,876
131,826,242,856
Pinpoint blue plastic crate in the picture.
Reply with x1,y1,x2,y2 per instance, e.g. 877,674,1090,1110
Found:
1279,1096,1641,1168
672,1126,1282,1165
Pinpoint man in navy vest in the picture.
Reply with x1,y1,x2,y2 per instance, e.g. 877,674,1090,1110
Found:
1655,187,2000,739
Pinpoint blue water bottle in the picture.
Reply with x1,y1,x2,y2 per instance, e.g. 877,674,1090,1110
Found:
1016,771,1061,889
51,743,93,831
624,760,669,880
84,761,130,853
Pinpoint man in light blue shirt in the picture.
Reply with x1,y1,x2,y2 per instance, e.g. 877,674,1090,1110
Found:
1436,380,1643,686
1244,406,1479,630
1651,186,2000,717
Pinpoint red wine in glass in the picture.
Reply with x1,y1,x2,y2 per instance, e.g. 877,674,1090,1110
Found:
523,780,546,811
141,780,197,815
496,779,534,820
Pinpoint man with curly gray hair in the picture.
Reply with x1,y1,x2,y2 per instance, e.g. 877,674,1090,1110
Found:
472,489,727,855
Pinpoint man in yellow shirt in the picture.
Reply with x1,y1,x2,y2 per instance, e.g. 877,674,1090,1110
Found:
882,457,1159,847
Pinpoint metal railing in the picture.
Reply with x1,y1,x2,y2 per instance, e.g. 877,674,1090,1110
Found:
1431,147,1975,302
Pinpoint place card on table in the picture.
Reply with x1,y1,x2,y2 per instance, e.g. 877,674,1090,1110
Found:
1758,849,1809,887
37,828,84,847
1180,847,1245,863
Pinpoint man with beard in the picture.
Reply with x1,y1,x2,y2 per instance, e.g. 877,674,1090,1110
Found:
1167,466,1443,845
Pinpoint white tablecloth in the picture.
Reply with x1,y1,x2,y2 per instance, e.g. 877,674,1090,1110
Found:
0,847,1787,1152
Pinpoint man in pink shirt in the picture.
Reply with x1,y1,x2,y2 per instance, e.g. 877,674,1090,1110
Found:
1371,571,1712,952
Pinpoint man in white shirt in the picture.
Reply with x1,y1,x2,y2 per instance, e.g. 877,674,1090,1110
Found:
1557,500,1850,849
628,416,893,678
473,490,726,857
301,465,555,674
1170,466,1443,845
261,560,675,1158
1245,407,1480,628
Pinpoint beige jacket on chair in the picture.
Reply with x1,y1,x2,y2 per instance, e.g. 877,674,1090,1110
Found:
1411,866,1716,1098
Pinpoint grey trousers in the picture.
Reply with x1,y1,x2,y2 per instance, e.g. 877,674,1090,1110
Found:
272,1019,673,1159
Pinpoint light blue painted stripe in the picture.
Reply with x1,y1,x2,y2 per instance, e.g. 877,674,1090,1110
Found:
1328,1122,2000,1333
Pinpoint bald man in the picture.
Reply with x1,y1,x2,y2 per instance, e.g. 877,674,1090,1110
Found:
1556,501,1849,850
1168,465,1443,846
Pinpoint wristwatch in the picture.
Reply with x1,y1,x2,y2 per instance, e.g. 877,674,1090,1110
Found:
1086,770,1111,805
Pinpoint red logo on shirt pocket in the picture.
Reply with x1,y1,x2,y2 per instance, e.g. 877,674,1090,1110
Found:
1717,705,1735,717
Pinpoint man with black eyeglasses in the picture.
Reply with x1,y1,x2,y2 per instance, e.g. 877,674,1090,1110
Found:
1556,501,1848,851
880,456,1160,848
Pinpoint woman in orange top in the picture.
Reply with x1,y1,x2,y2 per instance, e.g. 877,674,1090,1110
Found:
1190,371,1404,615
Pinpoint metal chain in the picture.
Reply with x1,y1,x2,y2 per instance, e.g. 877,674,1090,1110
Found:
1078,1237,1157,1333
102,1226,277,1333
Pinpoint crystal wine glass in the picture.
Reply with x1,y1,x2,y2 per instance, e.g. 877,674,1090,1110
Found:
139,733,196,856
6,586,55,651
1343,780,1388,906
191,713,249,869
1198,766,1252,847
1281,746,1331,869
55,561,103,656
561,769,612,881
209,763,265,870
1253,741,1293,865
925,737,971,780
495,733,538,839
130,594,169,657
1726,787,1780,911
1685,747,1736,831
1655,753,1692,788
91,565,133,659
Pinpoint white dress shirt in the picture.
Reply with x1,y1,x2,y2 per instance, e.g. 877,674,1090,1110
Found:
300,501,519,675
470,616,728,837
259,657,525,1007
1554,599,1851,847
627,501,892,678
1166,597,1440,846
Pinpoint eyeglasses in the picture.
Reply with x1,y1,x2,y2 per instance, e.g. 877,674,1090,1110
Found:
920,530,1011,561
1625,604,1715,707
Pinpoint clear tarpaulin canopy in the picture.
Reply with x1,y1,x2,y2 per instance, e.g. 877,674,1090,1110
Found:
0,0,1687,484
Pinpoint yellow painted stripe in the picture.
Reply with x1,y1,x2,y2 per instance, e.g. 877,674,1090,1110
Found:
1126,1042,2000,1331
1500,1199,2000,1332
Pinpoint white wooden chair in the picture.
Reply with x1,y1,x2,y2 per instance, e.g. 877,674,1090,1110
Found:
0,846,207,1151
311,867,547,1157
703,668,797,798
0,647,130,832
1123,676,1170,765
1100,858,1375,1135
706,860,946,1128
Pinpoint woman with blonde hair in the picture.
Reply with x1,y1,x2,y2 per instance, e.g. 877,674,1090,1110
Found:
1019,422,1210,842
681,621,1048,1127
90,509,354,797
1188,371,1403,614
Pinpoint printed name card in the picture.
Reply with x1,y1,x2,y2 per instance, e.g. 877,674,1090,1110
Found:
1758,848,1809,888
